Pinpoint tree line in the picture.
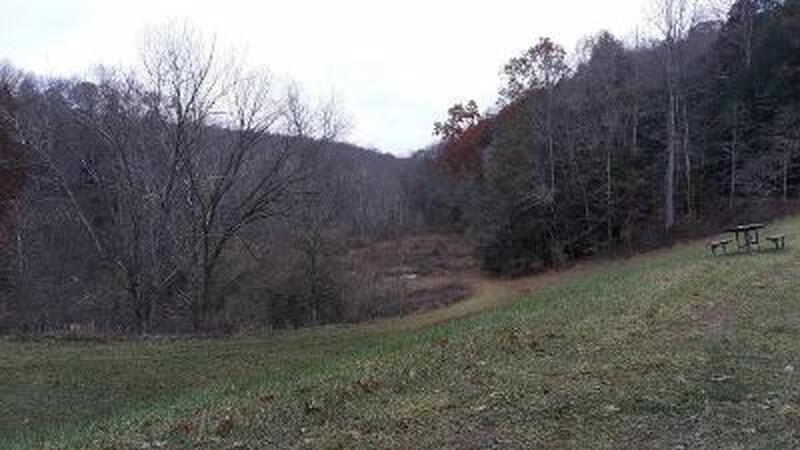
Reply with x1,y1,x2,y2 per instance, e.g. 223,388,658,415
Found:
0,24,424,334
0,0,798,333
427,0,799,274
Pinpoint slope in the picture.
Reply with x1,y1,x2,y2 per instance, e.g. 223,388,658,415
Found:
2,217,800,449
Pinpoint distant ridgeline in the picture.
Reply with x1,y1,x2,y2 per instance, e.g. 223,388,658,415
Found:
0,56,423,333
1,0,799,334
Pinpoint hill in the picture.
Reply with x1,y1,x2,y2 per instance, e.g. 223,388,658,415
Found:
3,216,800,449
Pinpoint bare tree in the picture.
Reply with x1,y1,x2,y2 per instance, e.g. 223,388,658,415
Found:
0,77,28,330
772,106,800,201
725,101,742,207
651,0,696,231
6,23,349,333
500,38,570,192
138,23,348,330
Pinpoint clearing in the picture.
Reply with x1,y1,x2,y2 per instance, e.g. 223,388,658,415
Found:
2,217,800,449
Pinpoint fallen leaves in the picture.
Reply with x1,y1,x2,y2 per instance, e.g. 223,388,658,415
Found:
355,377,383,393
215,415,235,437
304,398,323,414
779,404,800,416
258,392,275,405
168,420,194,437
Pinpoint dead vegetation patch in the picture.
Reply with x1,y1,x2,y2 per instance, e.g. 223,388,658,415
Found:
347,234,478,318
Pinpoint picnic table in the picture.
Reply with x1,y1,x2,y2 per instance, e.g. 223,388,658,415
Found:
725,223,766,252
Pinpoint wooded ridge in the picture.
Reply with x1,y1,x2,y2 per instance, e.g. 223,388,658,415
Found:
0,0,798,334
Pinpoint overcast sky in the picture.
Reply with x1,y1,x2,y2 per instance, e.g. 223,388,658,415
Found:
1,0,652,155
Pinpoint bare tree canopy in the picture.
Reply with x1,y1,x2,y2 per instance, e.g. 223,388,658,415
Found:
2,0,800,333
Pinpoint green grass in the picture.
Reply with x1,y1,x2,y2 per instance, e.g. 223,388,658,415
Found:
3,217,800,449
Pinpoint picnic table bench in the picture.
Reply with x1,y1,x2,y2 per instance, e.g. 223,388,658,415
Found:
708,238,732,256
766,234,786,250
710,223,788,256
725,223,766,253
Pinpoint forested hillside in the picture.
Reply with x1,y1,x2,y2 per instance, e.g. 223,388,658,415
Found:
429,0,800,273
0,25,434,334
0,0,798,334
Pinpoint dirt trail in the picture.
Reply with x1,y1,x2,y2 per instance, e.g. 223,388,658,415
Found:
374,267,583,332
375,238,701,332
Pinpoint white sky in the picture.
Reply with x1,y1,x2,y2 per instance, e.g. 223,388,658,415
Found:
1,0,652,155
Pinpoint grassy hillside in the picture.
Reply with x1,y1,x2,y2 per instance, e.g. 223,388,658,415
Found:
3,218,800,449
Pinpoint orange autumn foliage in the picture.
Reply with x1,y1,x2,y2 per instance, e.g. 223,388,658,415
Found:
432,100,523,177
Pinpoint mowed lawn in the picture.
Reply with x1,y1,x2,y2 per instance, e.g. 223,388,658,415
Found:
3,218,800,449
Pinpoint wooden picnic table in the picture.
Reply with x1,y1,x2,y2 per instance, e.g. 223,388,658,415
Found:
725,223,766,252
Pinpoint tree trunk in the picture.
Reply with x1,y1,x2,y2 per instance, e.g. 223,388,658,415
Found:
606,147,613,244
729,105,739,209
546,88,556,192
14,201,23,284
744,9,754,70
783,149,789,202
682,100,693,219
632,103,639,155
665,91,677,232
